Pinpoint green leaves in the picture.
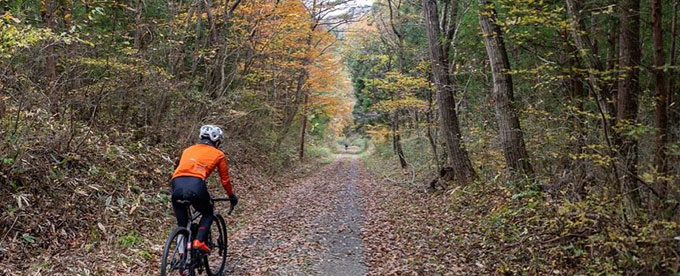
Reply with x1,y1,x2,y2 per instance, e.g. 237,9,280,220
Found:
21,233,37,244
614,120,654,140
373,97,428,112
0,19,51,58
117,231,142,247
374,72,431,94
2,158,14,165
2,12,21,23
0,15,93,59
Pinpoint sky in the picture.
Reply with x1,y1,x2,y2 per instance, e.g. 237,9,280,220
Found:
353,0,374,5
327,0,375,18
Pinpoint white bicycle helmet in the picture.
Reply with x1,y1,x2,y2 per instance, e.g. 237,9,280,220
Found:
199,125,224,142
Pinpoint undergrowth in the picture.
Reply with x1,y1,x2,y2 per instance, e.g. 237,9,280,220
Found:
361,134,680,275
0,110,327,274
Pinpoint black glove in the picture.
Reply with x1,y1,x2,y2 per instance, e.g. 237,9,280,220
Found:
229,194,239,207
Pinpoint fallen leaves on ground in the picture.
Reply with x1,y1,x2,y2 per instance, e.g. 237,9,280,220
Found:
226,156,366,275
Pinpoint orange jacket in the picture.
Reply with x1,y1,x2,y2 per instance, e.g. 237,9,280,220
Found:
172,143,233,196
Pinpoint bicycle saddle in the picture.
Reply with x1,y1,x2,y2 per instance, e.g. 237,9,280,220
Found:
175,199,192,205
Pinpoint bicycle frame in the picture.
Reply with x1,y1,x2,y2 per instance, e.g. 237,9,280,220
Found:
178,205,205,274
176,197,231,275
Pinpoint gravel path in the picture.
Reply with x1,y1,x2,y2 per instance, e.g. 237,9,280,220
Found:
226,155,368,275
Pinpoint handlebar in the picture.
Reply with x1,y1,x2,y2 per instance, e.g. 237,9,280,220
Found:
211,197,236,215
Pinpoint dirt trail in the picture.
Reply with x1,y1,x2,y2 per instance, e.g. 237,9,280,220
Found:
226,154,368,275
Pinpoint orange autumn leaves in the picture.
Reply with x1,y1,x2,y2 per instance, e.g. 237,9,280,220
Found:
176,0,352,138
235,0,352,137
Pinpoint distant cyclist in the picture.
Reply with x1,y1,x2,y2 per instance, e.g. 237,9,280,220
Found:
170,125,238,252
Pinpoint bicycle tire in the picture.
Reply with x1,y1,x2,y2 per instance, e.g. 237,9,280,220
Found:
204,214,228,276
161,227,190,276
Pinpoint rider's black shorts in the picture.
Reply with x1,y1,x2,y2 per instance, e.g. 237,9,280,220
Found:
171,176,213,215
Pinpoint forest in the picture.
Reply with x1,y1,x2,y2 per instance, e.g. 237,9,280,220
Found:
1,0,679,275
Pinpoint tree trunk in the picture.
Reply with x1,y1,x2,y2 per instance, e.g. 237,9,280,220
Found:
275,68,308,150
651,0,668,198
557,42,588,193
669,0,680,193
134,0,143,50
0,97,5,121
387,0,408,169
565,0,621,187
605,20,619,120
617,0,642,205
299,92,308,161
43,0,58,110
190,0,203,76
426,125,440,169
478,0,534,177
393,112,408,169
423,0,476,183
426,85,441,170
565,0,616,119
669,1,679,126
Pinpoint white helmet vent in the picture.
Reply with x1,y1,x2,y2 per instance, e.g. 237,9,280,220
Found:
199,125,224,142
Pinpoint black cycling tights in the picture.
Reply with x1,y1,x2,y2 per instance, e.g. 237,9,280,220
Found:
171,176,213,242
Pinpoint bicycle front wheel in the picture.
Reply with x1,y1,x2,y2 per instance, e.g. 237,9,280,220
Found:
161,227,189,276
204,214,228,276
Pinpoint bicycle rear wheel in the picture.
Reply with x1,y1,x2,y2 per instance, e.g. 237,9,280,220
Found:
204,214,228,276
161,227,189,276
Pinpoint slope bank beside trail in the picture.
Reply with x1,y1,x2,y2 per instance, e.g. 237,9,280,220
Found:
359,155,680,275
0,138,323,275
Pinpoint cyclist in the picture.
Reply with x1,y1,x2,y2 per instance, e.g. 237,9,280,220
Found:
171,125,238,253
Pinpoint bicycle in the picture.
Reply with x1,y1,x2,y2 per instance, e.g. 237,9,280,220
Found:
160,197,235,276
